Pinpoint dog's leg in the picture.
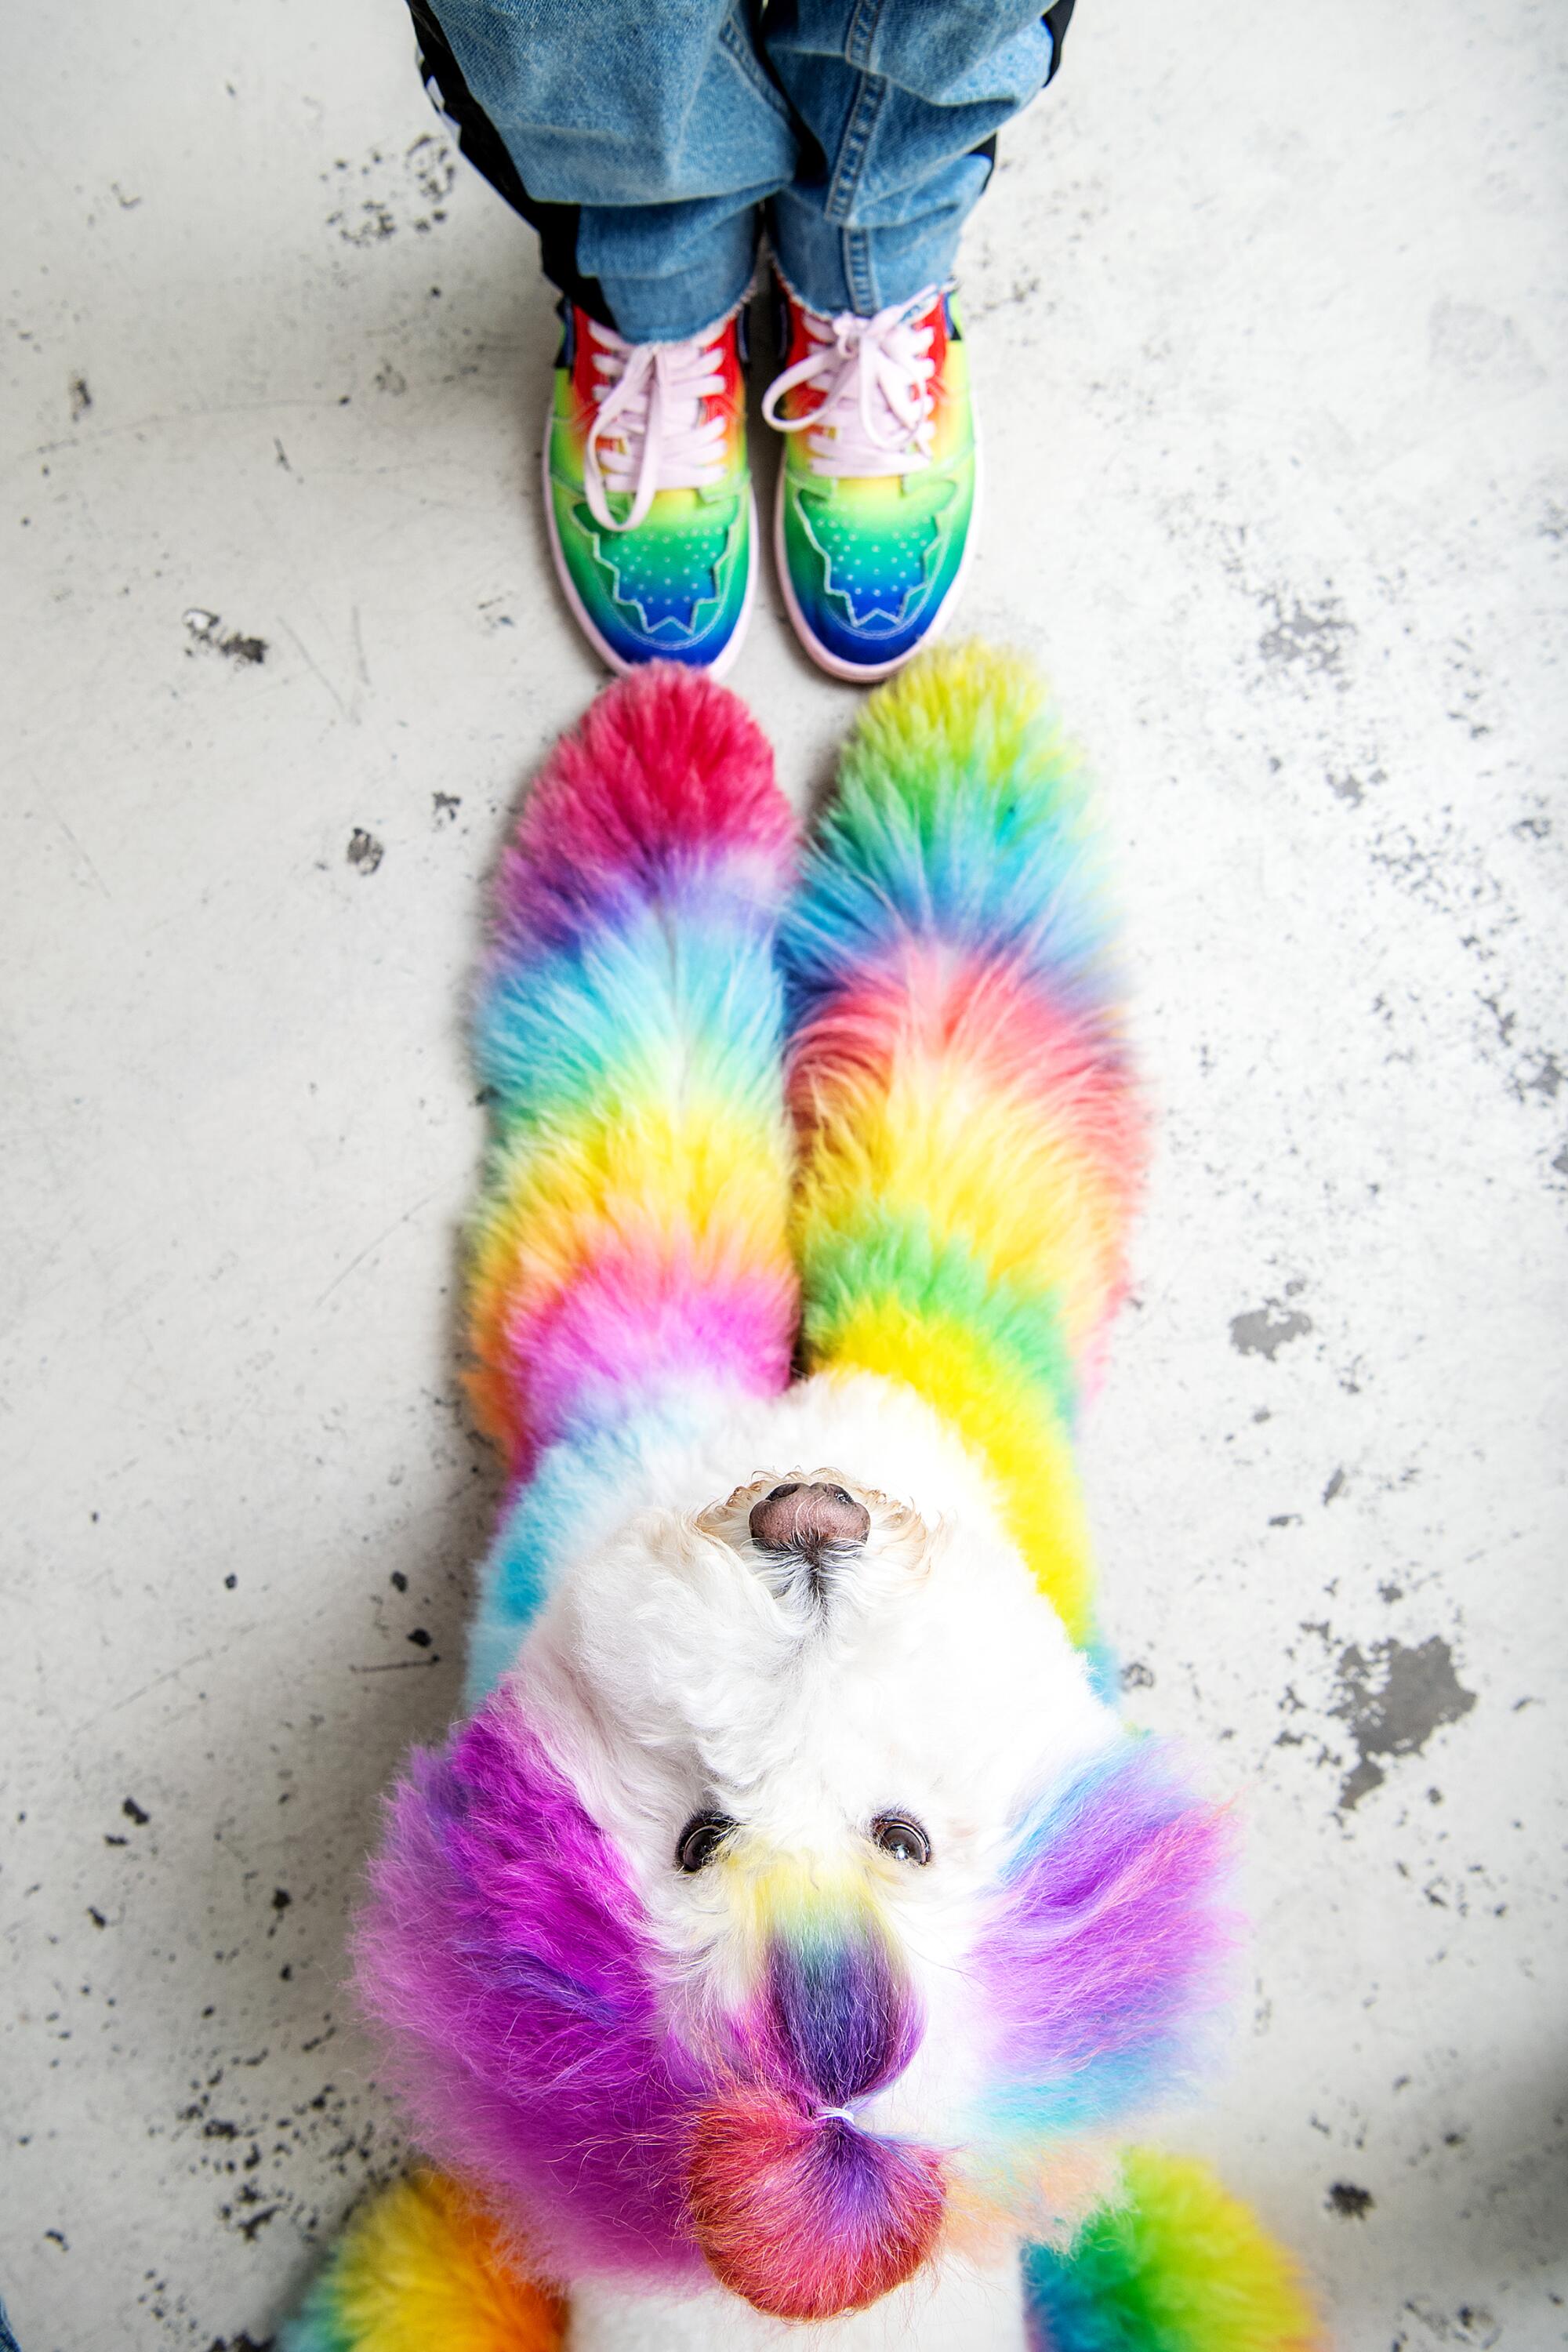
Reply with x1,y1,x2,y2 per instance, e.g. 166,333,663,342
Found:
779,643,1145,1678
462,666,800,1700
281,670,800,2347
777,648,1323,2350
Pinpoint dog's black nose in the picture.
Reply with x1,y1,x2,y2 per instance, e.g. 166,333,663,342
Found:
749,1482,870,1561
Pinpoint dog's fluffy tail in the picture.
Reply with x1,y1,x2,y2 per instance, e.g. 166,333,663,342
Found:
278,2169,565,2352
780,644,1146,1657
276,2151,1320,2352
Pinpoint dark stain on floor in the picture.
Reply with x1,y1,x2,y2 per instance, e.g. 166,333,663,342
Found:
1230,1292,1314,1359
1258,590,1356,683
324,132,456,244
347,829,384,876
1327,2180,1375,2218
168,2063,404,2261
184,609,268,666
1329,1635,1479,1810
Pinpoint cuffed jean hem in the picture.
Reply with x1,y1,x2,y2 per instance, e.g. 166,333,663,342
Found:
768,152,988,318
594,269,757,349
587,213,761,343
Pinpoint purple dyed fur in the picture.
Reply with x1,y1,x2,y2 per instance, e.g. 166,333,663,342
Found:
764,1926,922,2110
355,1712,1232,2283
520,1260,788,1454
354,1697,711,2281
495,844,783,970
971,1740,1236,2138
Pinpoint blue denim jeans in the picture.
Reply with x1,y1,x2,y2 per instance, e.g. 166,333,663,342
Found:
411,0,1075,340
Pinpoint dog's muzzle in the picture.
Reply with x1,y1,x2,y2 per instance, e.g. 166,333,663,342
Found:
749,1482,870,1602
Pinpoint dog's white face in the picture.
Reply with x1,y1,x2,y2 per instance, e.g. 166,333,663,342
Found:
524,1450,1115,2117
527,1372,1113,1842
359,1376,1230,2320
538,1463,1109,1847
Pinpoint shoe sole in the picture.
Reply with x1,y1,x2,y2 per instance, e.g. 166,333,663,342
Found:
771,430,984,684
540,426,757,683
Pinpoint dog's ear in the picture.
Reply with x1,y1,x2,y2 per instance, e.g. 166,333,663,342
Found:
353,1684,957,2321
964,1738,1236,2155
352,1690,708,2289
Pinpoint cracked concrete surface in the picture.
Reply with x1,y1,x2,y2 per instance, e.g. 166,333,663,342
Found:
2,0,1566,2347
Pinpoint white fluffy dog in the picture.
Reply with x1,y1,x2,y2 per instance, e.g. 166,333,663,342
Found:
281,652,1316,2352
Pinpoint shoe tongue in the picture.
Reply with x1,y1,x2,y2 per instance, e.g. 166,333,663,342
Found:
807,307,931,475
836,390,912,470
619,344,706,447
594,339,723,514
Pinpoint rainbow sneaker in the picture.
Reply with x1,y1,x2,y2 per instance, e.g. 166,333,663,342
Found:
761,285,978,681
543,303,756,677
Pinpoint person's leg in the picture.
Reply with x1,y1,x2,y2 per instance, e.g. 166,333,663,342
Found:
408,0,799,673
408,0,798,342
763,0,1076,321
757,0,1078,681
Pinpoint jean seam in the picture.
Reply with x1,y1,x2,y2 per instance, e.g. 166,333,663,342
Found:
844,0,884,71
825,68,887,225
717,9,794,128
825,0,888,239
844,225,876,314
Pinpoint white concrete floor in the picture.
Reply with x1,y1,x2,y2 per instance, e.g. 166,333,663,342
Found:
3,2,1566,2347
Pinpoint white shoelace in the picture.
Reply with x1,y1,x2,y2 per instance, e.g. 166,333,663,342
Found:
583,320,730,532
760,292,939,478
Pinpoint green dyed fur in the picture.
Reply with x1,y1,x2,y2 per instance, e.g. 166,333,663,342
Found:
801,1207,1077,1425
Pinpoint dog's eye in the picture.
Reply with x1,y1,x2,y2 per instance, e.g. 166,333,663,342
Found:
870,1812,931,1867
676,1811,735,1872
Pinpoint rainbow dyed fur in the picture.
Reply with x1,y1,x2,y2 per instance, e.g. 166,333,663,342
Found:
282,649,1322,2352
